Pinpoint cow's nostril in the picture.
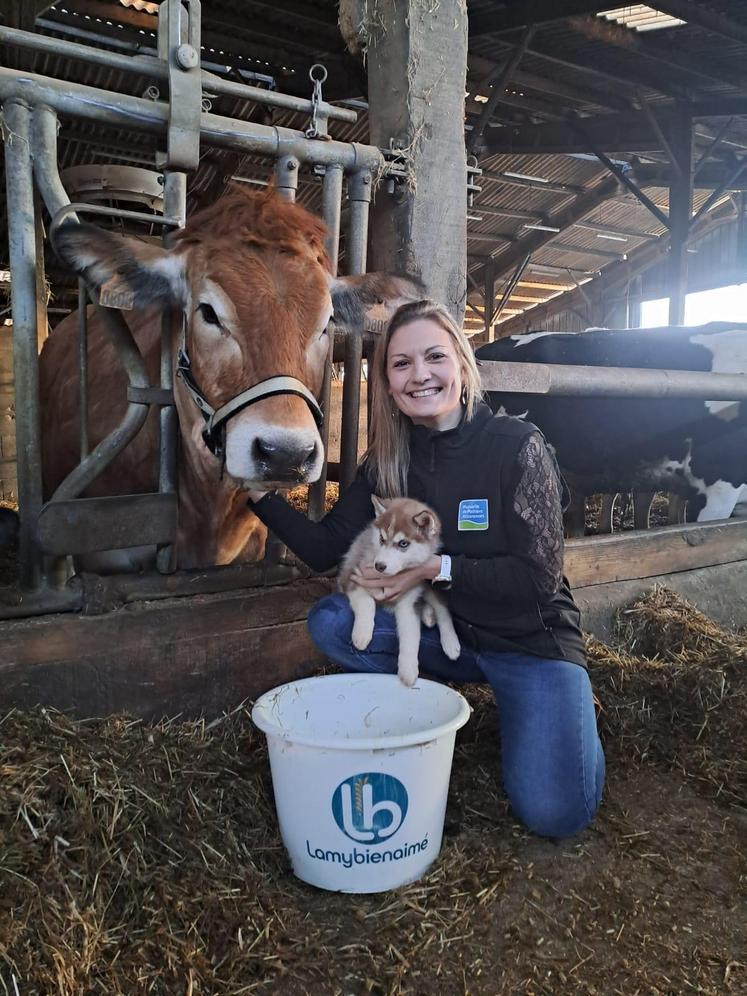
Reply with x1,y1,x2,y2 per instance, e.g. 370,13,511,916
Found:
254,439,278,461
374,562,386,573
302,441,319,467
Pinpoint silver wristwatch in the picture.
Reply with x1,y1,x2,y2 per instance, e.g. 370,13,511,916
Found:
431,553,453,591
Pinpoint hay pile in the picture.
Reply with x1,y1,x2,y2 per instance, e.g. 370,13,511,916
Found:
587,586,747,807
1,587,745,994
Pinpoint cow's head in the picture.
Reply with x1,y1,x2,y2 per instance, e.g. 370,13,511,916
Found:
54,188,421,488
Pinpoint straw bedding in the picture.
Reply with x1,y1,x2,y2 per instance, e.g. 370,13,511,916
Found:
1,586,745,995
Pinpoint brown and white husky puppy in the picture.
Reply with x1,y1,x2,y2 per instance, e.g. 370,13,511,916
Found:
338,496,461,687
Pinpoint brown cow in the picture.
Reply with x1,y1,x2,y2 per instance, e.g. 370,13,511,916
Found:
41,187,420,569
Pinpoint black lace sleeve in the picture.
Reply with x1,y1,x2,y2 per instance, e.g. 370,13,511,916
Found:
510,432,565,597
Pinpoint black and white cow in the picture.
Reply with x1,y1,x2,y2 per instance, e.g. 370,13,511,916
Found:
476,322,747,526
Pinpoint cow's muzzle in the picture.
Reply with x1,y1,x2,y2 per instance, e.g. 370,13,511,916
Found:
176,348,323,460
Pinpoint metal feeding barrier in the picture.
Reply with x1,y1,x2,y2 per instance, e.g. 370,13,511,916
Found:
1,1,746,622
0,0,413,619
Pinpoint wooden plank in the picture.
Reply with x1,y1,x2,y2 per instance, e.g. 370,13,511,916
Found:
565,519,747,588
0,579,335,720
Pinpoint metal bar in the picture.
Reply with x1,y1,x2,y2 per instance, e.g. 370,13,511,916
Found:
472,203,544,223
493,253,531,324
467,25,535,156
0,67,379,171
483,260,496,339
339,170,372,492
0,24,358,123
668,105,692,325
691,157,747,226
478,359,747,401
575,132,671,230
156,170,186,574
636,93,682,178
480,169,584,196
274,155,299,202
548,240,627,259
3,100,43,590
308,163,343,521
78,279,89,459
694,117,734,179
572,220,655,239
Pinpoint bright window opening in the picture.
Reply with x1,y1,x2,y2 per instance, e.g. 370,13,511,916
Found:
599,6,685,32
641,283,747,327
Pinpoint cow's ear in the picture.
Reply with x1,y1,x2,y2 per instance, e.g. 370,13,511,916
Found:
329,272,424,332
53,222,187,306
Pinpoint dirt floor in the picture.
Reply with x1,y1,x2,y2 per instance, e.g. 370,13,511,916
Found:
1,588,745,995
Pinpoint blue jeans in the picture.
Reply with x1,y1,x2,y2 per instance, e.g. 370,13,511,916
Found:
308,594,605,839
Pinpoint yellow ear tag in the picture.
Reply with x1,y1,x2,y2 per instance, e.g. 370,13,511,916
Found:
98,276,135,311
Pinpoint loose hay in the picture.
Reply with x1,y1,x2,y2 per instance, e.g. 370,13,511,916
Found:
587,585,747,807
1,587,746,995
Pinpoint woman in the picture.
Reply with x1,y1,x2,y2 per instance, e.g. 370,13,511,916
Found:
248,300,605,839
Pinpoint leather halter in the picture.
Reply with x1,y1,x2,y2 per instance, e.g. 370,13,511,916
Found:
175,326,323,459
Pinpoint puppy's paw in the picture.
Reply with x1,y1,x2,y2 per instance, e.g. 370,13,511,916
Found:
352,623,374,650
421,603,436,628
397,660,419,687
441,632,461,660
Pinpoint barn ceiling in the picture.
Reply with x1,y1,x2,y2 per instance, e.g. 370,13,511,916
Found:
1,0,746,331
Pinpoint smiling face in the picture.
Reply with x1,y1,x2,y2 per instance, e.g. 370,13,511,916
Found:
386,318,464,430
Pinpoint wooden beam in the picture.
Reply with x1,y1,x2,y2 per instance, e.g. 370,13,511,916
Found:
569,14,747,95
470,1,613,36
0,579,334,720
484,95,747,160
467,25,535,155
653,0,747,49
565,520,747,589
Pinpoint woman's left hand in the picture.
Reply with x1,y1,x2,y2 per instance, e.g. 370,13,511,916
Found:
352,555,441,602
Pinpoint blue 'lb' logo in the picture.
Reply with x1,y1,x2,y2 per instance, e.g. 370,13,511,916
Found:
331,772,408,845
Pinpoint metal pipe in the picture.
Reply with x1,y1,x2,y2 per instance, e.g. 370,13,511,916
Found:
308,163,344,521
0,68,381,171
156,170,185,574
339,170,372,492
274,155,299,202
0,25,358,124
3,100,43,590
493,252,531,324
0,580,83,620
478,359,747,400
30,105,79,222
78,279,89,459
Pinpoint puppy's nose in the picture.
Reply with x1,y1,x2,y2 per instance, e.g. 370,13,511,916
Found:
374,561,386,573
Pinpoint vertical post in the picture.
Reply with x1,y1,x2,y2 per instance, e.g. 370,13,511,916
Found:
4,100,43,589
484,260,496,342
275,155,299,202
668,104,693,326
339,169,371,491
308,163,343,521
361,0,469,321
78,279,89,459
156,170,186,573
33,192,49,352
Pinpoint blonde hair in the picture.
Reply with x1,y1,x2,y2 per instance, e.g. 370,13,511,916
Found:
365,300,483,498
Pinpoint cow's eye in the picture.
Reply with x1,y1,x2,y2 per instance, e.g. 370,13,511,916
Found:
197,302,221,326
397,539,410,550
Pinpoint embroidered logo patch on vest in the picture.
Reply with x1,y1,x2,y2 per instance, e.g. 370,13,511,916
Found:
458,499,489,531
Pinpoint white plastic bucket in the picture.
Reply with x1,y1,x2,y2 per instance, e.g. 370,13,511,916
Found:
251,673,472,893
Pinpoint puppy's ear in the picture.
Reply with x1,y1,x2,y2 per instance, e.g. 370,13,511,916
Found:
413,509,439,537
371,495,388,518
